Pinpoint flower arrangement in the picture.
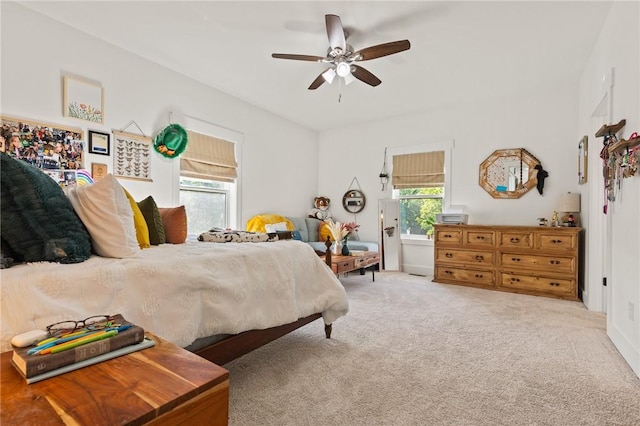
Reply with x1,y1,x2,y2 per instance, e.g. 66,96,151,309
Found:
325,220,360,242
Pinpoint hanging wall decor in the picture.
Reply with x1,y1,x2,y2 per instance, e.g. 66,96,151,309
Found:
63,76,104,124
578,135,588,185
112,130,152,181
1,115,84,170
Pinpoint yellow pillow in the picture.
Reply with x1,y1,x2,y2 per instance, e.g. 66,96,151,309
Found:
318,222,334,242
246,214,294,233
123,189,151,249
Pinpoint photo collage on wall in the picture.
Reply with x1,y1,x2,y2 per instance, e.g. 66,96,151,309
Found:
1,116,84,171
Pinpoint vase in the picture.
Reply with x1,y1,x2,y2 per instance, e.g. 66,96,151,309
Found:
332,240,343,255
341,238,350,255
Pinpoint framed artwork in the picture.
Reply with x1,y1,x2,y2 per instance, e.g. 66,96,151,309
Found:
63,76,104,124
91,163,108,181
0,115,84,170
112,131,152,181
578,135,588,185
88,130,110,155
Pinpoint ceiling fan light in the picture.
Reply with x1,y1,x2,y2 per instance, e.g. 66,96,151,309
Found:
336,61,351,77
344,72,356,85
322,68,336,84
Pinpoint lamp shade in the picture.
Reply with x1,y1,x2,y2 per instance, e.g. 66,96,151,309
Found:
559,192,580,212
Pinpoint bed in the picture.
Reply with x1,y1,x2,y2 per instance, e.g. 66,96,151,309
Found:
0,239,348,364
0,153,348,364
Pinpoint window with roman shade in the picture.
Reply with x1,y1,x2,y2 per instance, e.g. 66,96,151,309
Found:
181,131,237,182
392,151,445,189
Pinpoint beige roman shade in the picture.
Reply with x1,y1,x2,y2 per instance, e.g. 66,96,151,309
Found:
181,131,237,182
392,151,445,189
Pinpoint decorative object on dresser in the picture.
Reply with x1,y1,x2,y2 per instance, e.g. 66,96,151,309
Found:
11,314,144,381
433,224,583,301
558,192,581,227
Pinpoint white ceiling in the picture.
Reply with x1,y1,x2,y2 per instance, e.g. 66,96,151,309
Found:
20,1,612,132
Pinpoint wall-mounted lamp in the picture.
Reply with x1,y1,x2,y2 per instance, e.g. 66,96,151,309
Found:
379,147,389,191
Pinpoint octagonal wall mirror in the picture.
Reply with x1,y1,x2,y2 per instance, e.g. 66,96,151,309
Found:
479,148,540,199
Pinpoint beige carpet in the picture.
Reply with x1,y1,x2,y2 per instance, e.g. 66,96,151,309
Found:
226,272,640,425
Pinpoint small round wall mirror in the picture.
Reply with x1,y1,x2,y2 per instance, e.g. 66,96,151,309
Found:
343,190,366,213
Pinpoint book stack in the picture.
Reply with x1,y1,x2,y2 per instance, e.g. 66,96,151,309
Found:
11,314,154,384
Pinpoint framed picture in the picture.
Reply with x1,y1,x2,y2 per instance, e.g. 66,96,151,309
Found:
91,162,108,181
578,135,588,185
113,131,152,181
88,130,110,155
1,115,84,170
63,76,104,124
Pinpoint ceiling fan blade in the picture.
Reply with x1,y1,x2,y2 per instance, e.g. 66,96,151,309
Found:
351,65,382,87
325,14,346,52
353,40,411,61
272,53,325,62
308,70,330,90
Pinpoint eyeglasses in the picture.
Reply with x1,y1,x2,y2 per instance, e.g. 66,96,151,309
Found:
46,315,114,337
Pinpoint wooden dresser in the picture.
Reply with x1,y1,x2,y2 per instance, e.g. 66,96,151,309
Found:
433,224,583,301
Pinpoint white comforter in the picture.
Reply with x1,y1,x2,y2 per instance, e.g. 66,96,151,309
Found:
0,240,349,352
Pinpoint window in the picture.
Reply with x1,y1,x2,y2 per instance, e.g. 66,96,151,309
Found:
391,149,447,238
179,129,238,235
396,187,444,237
179,177,230,235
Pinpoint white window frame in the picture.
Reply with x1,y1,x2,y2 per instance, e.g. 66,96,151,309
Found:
179,177,231,230
171,114,242,230
388,141,453,241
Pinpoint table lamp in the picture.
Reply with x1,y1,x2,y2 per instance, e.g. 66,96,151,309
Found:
558,192,581,227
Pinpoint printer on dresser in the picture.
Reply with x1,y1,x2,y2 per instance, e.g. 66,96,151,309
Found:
433,224,583,301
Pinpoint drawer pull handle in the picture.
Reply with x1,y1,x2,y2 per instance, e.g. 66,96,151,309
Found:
476,236,485,240
510,278,520,282
444,234,453,238
510,237,520,243
511,257,521,262
551,239,563,244
549,260,560,265
475,274,483,278
475,255,484,261
549,282,560,286
445,253,453,258
445,270,453,275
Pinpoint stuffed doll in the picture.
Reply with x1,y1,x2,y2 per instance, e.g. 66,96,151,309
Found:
309,196,333,220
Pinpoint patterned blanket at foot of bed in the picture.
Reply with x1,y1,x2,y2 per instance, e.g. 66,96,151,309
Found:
198,229,273,243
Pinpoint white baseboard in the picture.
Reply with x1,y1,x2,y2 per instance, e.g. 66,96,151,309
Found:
402,264,433,277
608,321,640,378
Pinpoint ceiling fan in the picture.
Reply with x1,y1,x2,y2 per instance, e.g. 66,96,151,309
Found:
272,14,411,90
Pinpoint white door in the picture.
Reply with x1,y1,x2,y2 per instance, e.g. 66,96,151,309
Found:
379,199,401,271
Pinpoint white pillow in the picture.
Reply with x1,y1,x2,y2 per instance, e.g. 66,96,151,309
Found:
265,222,288,233
65,174,140,258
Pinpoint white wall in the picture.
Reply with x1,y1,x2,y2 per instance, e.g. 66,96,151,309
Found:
579,1,639,376
318,80,582,244
0,3,319,228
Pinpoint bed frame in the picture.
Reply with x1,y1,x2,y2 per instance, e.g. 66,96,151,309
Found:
194,239,335,365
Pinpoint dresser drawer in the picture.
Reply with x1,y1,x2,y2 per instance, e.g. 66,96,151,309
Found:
498,232,533,249
435,266,494,286
499,272,575,296
354,254,379,269
332,258,355,274
436,248,494,266
537,232,577,251
500,253,575,273
464,230,495,247
435,229,462,244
